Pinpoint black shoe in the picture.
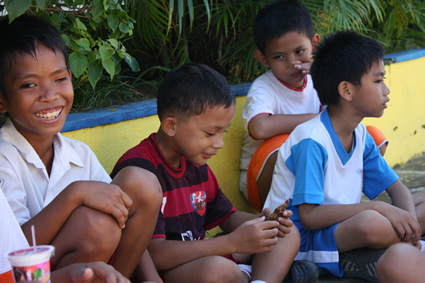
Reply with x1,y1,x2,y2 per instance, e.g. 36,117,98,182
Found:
339,247,387,283
283,260,319,283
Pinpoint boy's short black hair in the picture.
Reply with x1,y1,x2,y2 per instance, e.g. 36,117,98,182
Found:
0,14,69,97
157,63,235,120
253,0,314,54
311,30,385,106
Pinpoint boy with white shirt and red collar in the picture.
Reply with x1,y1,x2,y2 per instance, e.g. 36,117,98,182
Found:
0,14,162,281
239,0,322,212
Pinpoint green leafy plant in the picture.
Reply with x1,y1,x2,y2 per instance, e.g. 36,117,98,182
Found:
364,0,425,53
2,0,140,89
71,73,157,113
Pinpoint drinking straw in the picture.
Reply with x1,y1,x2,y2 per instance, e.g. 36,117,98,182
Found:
31,225,36,247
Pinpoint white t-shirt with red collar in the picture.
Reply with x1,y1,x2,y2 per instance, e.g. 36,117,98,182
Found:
239,70,322,199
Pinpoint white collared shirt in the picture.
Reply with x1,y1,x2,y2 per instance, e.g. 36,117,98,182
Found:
0,189,29,274
0,119,111,225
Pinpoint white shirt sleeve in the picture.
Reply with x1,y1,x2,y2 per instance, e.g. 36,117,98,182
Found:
0,190,29,274
0,149,34,226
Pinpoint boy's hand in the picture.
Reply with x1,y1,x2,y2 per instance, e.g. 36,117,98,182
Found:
67,262,130,283
73,181,132,229
381,204,421,244
276,209,294,237
228,217,279,254
261,207,293,237
294,62,313,75
260,207,273,219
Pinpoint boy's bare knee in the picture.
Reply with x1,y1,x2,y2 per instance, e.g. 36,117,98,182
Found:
113,167,162,209
376,244,402,280
357,210,394,245
72,206,121,250
167,257,242,283
287,225,301,244
206,258,242,283
52,206,121,266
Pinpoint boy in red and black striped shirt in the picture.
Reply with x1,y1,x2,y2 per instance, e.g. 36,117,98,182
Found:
111,63,317,283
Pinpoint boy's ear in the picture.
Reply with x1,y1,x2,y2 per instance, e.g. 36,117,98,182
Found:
161,116,177,137
338,81,353,102
0,92,9,113
312,34,320,53
254,50,269,67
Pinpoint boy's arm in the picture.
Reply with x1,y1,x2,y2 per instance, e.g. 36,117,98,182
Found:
248,113,317,140
385,180,421,243
21,181,131,245
220,210,257,230
148,214,279,271
362,133,421,243
298,201,391,230
299,186,421,245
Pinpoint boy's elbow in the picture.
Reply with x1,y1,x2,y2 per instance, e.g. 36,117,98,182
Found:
298,204,321,230
248,126,269,140
299,215,317,230
299,220,312,230
248,116,272,140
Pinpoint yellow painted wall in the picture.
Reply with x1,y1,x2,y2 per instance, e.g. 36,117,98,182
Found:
363,57,425,167
63,57,425,213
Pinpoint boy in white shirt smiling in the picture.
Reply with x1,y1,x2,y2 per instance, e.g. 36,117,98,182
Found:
0,14,162,281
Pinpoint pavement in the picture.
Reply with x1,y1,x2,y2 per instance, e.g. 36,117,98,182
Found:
317,152,425,282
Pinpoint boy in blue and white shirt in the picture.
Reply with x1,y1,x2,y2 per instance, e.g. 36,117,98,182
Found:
264,31,422,281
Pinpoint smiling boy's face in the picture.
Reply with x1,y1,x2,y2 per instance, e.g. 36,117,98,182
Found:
163,103,235,168
255,31,319,89
0,43,73,144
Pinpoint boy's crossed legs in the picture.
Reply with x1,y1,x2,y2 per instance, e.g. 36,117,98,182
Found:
163,225,300,283
335,209,416,281
335,210,401,252
51,205,121,270
50,167,162,278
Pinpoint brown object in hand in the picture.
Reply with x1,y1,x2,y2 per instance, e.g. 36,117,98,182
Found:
266,200,289,221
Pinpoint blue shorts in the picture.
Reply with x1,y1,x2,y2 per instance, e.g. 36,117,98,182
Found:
294,221,343,277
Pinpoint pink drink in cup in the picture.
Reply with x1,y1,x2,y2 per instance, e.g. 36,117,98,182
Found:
6,245,55,282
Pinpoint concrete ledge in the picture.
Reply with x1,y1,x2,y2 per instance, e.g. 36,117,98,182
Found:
384,48,425,63
63,99,158,132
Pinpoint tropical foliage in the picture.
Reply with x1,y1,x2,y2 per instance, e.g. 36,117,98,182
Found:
366,0,425,54
2,0,139,89
1,0,424,111
123,0,425,82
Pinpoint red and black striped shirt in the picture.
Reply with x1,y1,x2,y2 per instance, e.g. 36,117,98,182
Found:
111,133,236,241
